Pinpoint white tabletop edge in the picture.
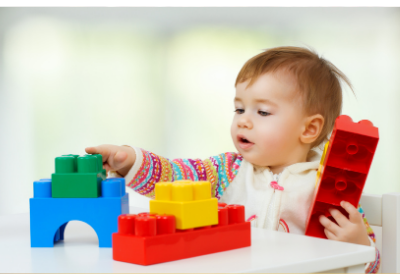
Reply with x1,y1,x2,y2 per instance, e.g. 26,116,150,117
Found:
0,208,377,273
236,248,375,273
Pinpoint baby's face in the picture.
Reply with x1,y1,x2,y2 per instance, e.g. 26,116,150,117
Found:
231,71,308,168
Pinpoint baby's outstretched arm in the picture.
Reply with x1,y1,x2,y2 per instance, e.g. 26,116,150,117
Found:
85,144,136,177
120,147,243,199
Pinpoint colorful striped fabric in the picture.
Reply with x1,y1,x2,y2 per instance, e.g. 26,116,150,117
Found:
126,148,243,200
358,204,381,273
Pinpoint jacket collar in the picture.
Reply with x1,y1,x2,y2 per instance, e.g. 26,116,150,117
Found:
248,149,321,175
285,149,321,175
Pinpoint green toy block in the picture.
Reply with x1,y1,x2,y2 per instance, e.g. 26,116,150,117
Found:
51,154,107,198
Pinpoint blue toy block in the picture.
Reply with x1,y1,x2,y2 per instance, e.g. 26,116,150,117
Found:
30,177,129,247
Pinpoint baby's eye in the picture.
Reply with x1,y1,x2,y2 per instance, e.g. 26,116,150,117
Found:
258,110,271,116
234,109,244,114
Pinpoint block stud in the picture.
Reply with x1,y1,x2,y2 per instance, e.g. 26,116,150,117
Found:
135,216,157,237
55,156,76,173
171,181,193,202
217,206,229,226
102,178,125,197
337,115,352,123
91,153,103,172
192,181,211,200
33,179,52,198
335,176,347,191
117,178,126,196
118,214,137,234
61,154,79,171
227,205,245,224
358,119,373,127
155,182,172,201
77,155,98,173
62,154,79,159
156,214,176,235
346,142,359,155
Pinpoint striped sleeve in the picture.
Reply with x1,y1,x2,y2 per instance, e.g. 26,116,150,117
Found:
124,147,243,199
357,204,381,274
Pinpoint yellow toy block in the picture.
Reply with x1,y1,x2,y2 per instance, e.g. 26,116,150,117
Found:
150,180,218,230
315,141,330,188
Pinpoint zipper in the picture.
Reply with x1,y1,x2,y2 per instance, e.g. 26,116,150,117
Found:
256,170,284,229
266,173,280,229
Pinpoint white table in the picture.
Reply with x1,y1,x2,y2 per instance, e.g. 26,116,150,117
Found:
0,207,375,273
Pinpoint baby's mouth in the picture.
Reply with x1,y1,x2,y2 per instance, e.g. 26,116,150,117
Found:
237,135,254,149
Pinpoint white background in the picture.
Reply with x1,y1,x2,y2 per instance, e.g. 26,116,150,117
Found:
0,6,399,215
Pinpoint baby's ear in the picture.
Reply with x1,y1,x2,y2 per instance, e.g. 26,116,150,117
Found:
300,114,324,144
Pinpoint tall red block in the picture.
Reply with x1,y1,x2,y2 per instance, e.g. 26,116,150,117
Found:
112,204,251,265
305,115,379,239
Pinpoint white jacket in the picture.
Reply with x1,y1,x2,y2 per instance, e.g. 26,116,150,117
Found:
219,150,320,234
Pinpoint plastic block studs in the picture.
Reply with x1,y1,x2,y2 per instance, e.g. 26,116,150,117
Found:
102,177,127,197
112,203,251,265
324,115,379,174
30,177,129,247
149,180,218,230
51,154,107,198
305,115,379,239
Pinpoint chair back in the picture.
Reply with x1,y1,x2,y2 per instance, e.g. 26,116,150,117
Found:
360,193,400,273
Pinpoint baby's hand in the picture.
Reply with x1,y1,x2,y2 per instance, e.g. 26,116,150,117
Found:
319,201,371,246
85,144,136,177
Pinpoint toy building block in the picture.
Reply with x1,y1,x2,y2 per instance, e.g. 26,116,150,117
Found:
30,177,129,247
149,180,218,230
112,204,251,265
51,154,107,198
305,115,379,239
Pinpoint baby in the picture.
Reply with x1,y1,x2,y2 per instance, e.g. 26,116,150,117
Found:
86,46,379,273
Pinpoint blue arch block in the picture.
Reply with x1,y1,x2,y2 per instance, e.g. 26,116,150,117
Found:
30,178,129,247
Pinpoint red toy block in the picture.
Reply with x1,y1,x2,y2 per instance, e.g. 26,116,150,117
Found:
305,115,379,239
112,204,251,265
306,201,350,238
324,115,379,174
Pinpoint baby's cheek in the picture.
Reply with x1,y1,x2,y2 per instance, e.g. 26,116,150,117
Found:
263,128,295,153
259,132,285,152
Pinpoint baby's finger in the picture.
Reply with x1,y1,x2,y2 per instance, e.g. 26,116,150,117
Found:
85,145,111,162
319,215,340,236
85,146,97,154
329,208,350,228
324,228,338,241
340,201,362,224
111,151,128,170
103,162,111,173
114,151,128,163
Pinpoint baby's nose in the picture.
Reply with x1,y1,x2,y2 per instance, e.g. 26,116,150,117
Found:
238,117,253,128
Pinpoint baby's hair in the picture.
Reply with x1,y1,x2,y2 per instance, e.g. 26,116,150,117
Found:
235,46,354,148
